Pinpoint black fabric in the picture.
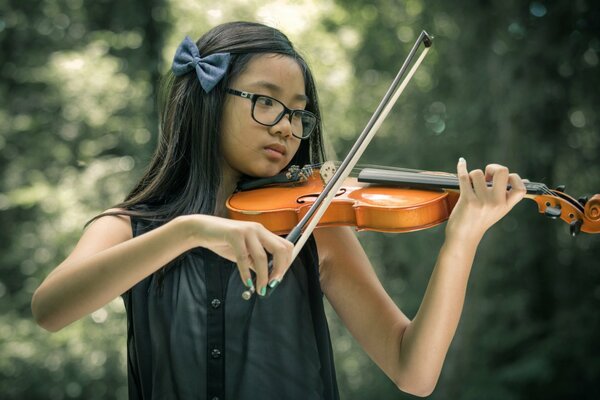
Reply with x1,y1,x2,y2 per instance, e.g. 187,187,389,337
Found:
122,216,339,400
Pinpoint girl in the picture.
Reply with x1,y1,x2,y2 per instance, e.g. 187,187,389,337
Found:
31,21,526,399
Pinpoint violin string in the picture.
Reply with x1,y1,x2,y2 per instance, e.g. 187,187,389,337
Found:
303,161,413,174
303,161,448,177
301,162,559,198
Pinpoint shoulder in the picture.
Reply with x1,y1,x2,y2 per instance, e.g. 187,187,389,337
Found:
313,226,368,289
85,208,133,239
77,208,133,253
313,226,365,257
54,208,133,272
313,226,359,258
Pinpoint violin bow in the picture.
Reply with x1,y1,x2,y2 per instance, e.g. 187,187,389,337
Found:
241,30,434,300
284,31,434,255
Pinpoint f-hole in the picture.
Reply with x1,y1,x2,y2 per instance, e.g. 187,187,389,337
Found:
297,188,347,204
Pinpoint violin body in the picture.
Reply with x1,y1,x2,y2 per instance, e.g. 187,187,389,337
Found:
227,170,459,235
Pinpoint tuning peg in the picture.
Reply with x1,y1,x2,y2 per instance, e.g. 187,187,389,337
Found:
555,185,566,192
570,219,583,237
578,196,588,206
544,206,562,219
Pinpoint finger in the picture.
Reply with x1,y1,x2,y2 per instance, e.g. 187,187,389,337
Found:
469,168,487,199
489,165,509,202
237,253,255,291
484,163,506,182
457,157,476,200
262,236,294,289
506,173,527,208
255,227,293,277
245,234,270,296
226,230,255,290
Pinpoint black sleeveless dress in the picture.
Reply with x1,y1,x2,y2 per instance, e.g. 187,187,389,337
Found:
122,216,339,400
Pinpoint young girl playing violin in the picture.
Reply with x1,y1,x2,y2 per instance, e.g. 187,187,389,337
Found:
31,21,526,399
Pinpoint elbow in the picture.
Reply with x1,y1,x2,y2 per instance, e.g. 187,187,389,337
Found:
397,384,435,398
396,382,436,398
395,374,438,398
31,289,65,333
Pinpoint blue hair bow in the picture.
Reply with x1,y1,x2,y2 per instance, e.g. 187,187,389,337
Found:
172,36,230,93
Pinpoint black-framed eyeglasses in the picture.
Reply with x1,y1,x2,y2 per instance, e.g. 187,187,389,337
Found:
226,88,317,140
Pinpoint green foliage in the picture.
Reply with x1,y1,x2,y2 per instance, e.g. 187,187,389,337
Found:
1,0,599,399
1,0,168,398
324,1,600,399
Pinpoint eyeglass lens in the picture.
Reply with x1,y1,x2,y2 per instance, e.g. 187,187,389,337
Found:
253,96,316,138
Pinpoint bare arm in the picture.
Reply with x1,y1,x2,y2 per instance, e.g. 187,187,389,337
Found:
32,211,294,332
31,213,197,331
317,227,480,397
317,160,526,397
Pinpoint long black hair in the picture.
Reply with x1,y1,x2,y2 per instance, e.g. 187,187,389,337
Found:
90,21,326,225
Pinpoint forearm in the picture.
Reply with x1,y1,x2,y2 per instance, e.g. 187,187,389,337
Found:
396,232,482,392
32,215,197,332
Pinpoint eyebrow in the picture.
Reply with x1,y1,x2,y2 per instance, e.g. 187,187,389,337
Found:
248,81,309,104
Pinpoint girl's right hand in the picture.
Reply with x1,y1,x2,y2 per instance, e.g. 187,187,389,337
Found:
185,215,294,296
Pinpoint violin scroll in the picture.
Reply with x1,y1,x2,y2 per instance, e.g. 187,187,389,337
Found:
584,194,600,222
570,194,599,236
532,190,600,236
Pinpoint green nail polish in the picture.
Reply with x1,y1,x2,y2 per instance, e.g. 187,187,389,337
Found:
268,279,280,289
260,287,266,296
246,278,254,288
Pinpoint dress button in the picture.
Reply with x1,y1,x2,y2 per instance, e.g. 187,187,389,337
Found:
211,348,221,359
211,298,221,308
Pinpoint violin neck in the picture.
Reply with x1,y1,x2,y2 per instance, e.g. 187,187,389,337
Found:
357,168,545,195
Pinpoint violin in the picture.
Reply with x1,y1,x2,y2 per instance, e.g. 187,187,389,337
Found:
227,165,600,237
232,31,597,300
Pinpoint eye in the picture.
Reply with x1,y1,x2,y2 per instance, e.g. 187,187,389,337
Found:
256,96,275,107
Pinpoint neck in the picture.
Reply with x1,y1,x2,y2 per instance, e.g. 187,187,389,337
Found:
215,165,241,217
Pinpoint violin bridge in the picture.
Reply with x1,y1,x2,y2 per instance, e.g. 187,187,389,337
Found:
320,161,336,185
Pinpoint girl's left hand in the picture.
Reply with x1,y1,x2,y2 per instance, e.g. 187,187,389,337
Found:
445,158,527,241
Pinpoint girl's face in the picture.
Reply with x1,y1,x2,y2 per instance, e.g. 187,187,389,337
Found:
220,54,306,180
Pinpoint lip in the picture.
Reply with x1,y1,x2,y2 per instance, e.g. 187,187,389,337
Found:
263,143,287,157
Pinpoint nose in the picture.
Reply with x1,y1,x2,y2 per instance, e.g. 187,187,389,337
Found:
268,112,293,138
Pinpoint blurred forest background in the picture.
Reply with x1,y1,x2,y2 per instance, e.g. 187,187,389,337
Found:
1,0,599,399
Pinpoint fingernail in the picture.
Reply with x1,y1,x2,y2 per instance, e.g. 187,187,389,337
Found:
259,286,266,296
268,279,280,289
459,157,466,164
246,278,254,289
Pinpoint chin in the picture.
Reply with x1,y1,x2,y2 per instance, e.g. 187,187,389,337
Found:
245,164,286,178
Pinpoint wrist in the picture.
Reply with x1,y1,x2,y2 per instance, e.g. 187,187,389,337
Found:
444,223,484,250
173,214,205,250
